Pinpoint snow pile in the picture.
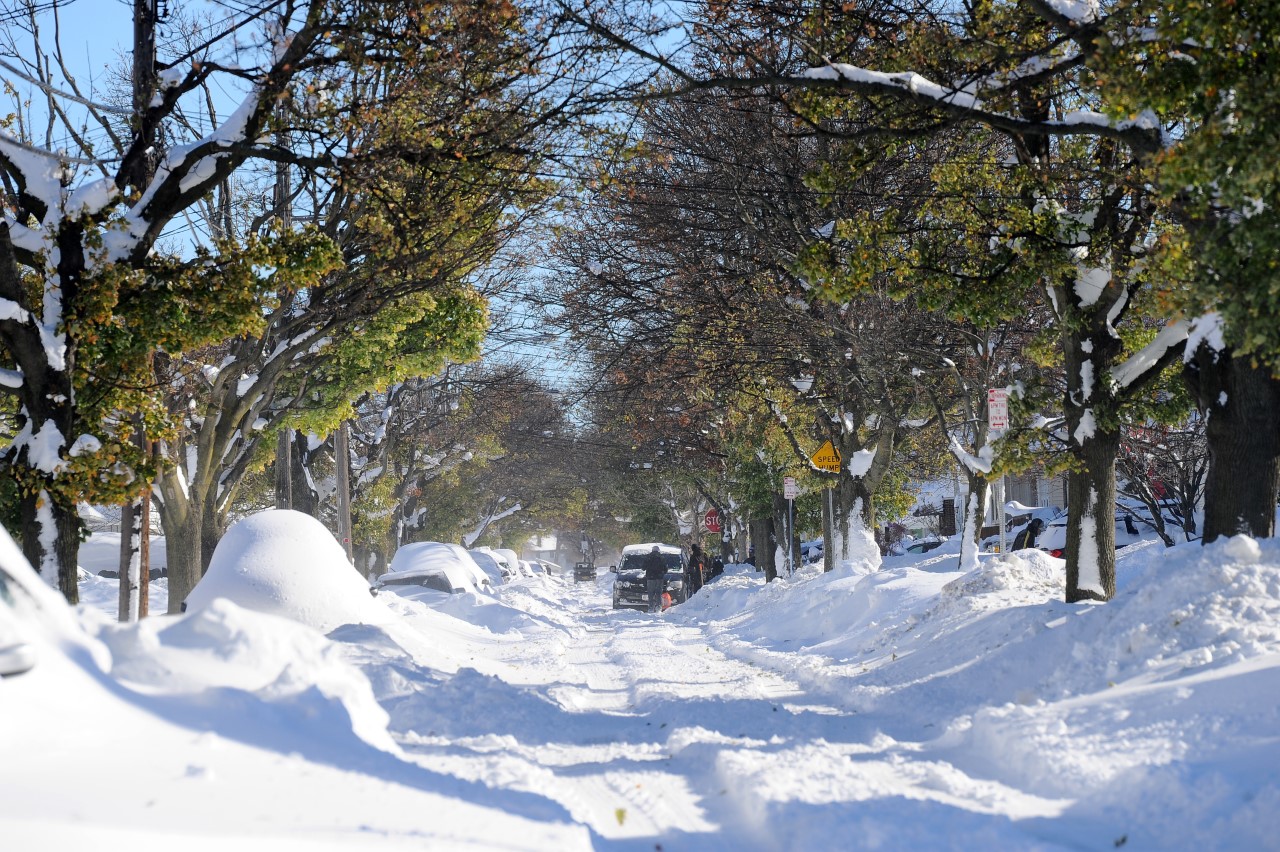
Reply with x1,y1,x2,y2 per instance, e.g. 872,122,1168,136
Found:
184,509,392,632
938,548,1065,603
10,511,1280,848
1062,534,1280,690
86,597,396,753
1,527,591,849
669,534,1280,848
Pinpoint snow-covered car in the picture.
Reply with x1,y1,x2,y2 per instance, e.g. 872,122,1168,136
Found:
375,542,492,601
467,549,508,586
904,537,946,555
182,510,393,631
1035,504,1188,558
611,543,686,610
472,546,532,580
493,548,526,578
983,505,1065,552
472,546,516,580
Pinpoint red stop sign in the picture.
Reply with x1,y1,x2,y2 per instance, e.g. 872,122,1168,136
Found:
704,508,721,532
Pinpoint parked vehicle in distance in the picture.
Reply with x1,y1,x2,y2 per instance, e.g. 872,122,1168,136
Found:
904,537,946,555
467,549,508,586
494,548,528,578
800,540,824,563
611,543,686,610
472,546,518,581
573,562,596,582
983,505,1065,552
1035,502,1188,558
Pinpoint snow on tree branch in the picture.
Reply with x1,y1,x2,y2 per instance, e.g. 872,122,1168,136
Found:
1183,312,1226,361
949,434,994,476
1110,320,1189,390
462,502,524,548
793,57,1164,155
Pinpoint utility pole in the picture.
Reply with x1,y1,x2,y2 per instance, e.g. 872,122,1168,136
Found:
119,0,160,622
335,422,354,563
275,431,293,509
273,109,293,510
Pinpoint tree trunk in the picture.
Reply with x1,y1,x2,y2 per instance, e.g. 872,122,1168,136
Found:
772,492,799,577
118,498,142,621
1064,430,1119,603
155,468,203,614
334,421,353,562
1187,347,1280,542
958,473,989,572
749,516,776,581
828,429,889,573
21,489,82,603
275,428,293,509
822,484,835,573
830,472,879,573
1058,297,1127,603
290,431,319,516
202,500,225,571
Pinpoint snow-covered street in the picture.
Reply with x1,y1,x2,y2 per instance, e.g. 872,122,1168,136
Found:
3,516,1279,850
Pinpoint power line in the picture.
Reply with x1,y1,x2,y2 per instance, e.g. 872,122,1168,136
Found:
0,0,79,26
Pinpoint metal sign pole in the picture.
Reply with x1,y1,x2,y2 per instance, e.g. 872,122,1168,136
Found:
782,475,798,577
783,493,793,573
987,387,1010,555
998,477,1007,553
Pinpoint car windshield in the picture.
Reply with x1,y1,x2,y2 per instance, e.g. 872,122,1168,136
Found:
619,552,682,572
380,573,456,593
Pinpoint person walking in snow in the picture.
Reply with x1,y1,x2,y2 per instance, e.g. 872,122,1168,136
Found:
687,543,705,596
643,546,667,613
1011,518,1044,551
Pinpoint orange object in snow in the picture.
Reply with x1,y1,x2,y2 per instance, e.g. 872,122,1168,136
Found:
661,592,673,611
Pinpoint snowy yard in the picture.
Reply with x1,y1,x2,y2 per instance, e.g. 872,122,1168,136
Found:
2,515,1278,850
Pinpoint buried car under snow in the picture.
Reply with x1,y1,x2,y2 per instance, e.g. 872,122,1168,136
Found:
374,542,493,602
611,543,686,610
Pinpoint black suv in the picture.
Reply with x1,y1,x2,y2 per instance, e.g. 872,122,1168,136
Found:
611,546,687,610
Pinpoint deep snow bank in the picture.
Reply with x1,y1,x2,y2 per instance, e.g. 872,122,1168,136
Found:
674,535,1280,848
86,597,397,753
2,527,592,850
684,537,1280,704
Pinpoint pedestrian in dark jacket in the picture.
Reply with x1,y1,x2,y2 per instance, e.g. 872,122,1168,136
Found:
1011,518,1044,551
643,546,666,613
688,543,705,595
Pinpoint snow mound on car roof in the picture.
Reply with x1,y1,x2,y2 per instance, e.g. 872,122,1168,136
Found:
185,509,392,633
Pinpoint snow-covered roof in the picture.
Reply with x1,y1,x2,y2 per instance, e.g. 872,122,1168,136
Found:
621,542,682,555
389,542,489,592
